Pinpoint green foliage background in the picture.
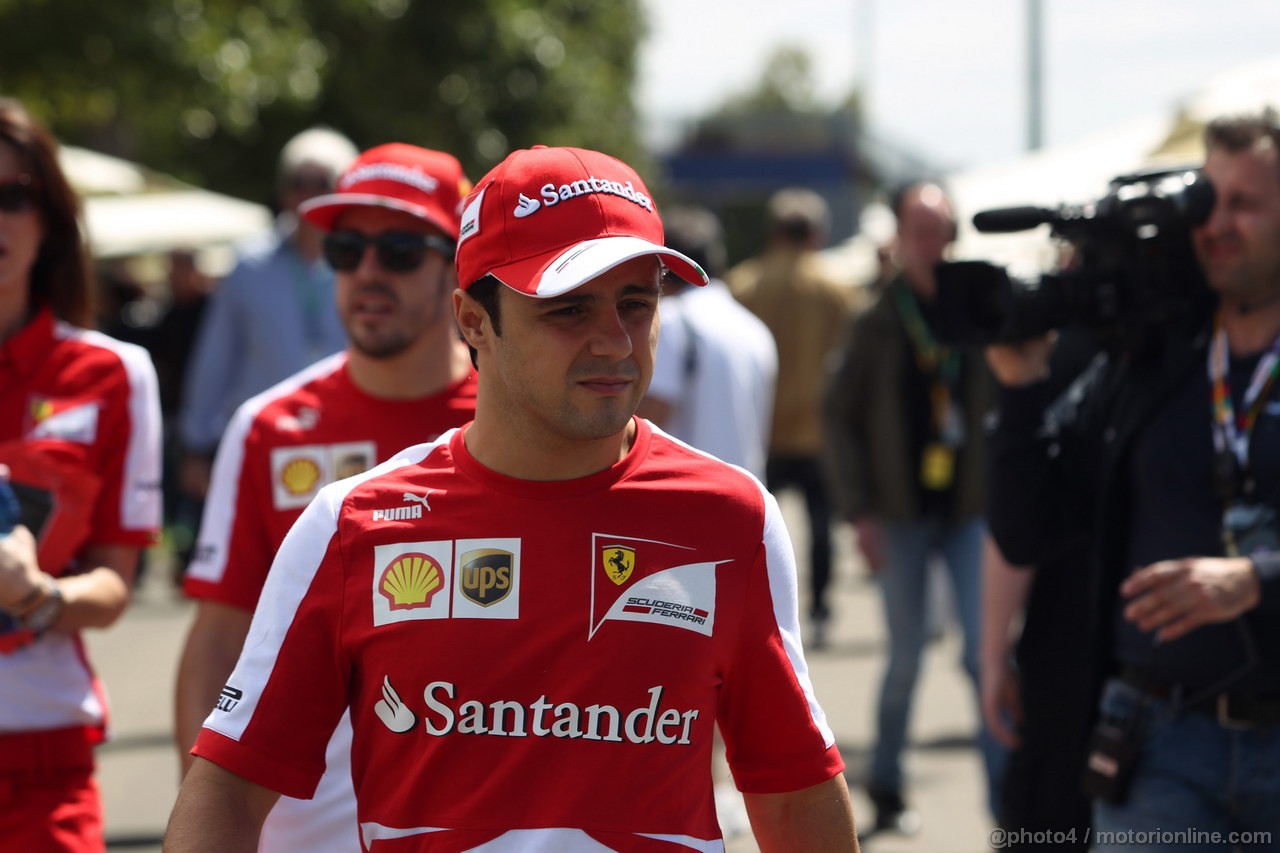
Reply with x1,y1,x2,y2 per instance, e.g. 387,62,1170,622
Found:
0,0,648,205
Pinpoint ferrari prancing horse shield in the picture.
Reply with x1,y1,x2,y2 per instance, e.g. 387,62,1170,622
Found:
601,545,636,586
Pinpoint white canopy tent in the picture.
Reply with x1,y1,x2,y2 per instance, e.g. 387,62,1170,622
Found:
58,144,272,265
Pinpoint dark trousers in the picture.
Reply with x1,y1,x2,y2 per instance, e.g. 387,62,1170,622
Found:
765,455,833,620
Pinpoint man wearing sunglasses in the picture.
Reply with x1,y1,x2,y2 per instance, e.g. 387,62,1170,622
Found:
168,145,856,852
174,143,478,853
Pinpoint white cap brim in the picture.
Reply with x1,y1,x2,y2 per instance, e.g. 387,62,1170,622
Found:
490,236,708,298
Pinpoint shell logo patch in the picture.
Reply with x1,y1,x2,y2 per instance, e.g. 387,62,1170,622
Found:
270,441,376,510
380,552,444,610
602,546,635,586
280,457,321,496
373,541,453,625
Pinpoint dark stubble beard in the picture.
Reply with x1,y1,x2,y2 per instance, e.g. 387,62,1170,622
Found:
347,274,447,360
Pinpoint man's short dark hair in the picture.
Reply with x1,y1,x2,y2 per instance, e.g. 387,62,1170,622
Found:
889,179,949,221
464,275,503,369
1204,108,1280,160
767,188,829,244
662,206,727,280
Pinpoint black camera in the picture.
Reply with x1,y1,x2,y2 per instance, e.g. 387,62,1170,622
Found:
933,167,1216,346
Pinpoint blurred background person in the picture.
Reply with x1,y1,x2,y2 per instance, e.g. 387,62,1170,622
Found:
727,188,856,648
824,182,1003,836
0,97,163,851
174,143,477,852
639,205,777,479
175,126,358,574
145,249,214,583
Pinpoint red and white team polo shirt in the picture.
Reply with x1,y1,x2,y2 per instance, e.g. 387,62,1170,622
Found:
194,418,843,852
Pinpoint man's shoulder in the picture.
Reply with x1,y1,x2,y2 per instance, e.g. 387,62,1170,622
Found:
234,353,349,440
724,257,762,290
320,433,459,511
685,286,776,357
796,256,853,301
52,320,153,373
644,429,767,503
220,229,290,283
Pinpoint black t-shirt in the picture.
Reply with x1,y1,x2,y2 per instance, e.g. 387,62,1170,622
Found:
1118,352,1280,694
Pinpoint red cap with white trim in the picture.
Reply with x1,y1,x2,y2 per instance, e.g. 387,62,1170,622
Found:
299,143,471,239
454,146,707,297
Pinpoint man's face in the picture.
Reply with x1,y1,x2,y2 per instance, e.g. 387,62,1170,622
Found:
1193,142,1280,302
280,164,335,216
896,186,955,295
332,206,454,360
476,256,661,446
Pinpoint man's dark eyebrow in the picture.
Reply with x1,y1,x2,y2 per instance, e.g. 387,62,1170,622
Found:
540,293,593,308
621,281,662,297
540,281,661,307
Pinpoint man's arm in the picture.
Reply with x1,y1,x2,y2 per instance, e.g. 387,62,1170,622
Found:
1121,557,1262,642
0,533,140,631
980,537,1030,748
821,314,873,524
174,601,253,775
743,774,859,852
983,338,1084,567
164,757,280,852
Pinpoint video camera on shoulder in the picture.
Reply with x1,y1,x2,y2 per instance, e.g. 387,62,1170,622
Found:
933,167,1215,347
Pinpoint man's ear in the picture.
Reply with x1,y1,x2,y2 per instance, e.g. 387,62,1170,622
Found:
454,288,489,351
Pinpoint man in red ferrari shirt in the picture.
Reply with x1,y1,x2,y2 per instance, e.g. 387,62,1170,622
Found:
167,146,857,852
173,143,477,852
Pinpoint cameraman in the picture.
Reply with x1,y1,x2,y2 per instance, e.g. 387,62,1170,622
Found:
985,110,1280,845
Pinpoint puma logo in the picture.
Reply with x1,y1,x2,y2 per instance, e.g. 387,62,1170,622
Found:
402,491,432,512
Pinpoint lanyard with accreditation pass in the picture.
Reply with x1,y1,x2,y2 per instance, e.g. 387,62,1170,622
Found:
895,285,962,491
1208,314,1280,558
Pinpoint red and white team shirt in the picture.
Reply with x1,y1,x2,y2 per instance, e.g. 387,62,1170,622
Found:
0,307,162,737
184,351,477,852
185,351,478,610
194,419,843,852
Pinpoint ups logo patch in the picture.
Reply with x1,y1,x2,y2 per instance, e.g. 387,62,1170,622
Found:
601,546,635,586
459,548,513,606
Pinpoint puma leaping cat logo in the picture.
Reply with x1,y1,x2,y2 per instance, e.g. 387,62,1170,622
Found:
402,491,432,512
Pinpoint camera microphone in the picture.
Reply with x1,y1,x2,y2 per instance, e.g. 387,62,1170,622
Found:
972,206,1057,233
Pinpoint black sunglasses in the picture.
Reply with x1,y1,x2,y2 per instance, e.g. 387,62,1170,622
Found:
322,230,455,273
0,175,36,214
288,174,335,194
